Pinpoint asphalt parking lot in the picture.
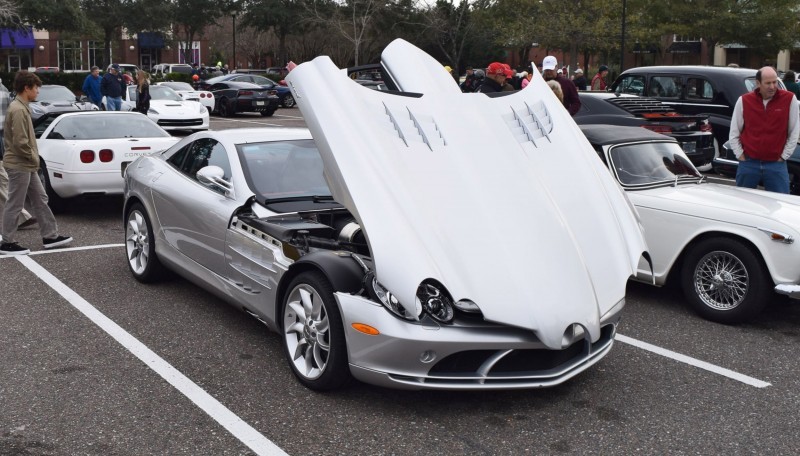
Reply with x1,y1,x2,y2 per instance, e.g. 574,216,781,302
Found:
2,110,799,455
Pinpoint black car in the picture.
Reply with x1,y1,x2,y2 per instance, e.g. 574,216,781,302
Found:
575,92,715,169
610,66,782,168
201,74,294,108
28,84,97,121
207,81,279,117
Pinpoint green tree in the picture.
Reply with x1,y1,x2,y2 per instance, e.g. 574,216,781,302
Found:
173,0,224,64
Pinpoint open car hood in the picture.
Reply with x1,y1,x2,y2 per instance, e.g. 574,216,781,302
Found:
287,39,648,349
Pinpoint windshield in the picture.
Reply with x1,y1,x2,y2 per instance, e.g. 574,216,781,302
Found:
36,86,77,103
50,113,171,139
609,141,701,187
128,85,183,102
237,139,332,202
161,82,194,91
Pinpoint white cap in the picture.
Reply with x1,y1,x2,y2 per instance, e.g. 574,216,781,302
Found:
542,56,557,71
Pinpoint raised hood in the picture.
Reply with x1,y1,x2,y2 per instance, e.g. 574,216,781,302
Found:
286,39,648,350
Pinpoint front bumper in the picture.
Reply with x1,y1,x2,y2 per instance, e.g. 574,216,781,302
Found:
150,112,210,130
335,293,618,390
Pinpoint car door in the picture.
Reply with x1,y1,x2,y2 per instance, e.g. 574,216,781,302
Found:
150,137,241,276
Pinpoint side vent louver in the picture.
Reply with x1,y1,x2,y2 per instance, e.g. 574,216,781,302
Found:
383,102,446,150
505,100,553,147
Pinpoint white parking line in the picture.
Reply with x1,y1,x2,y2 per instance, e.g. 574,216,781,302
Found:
616,334,771,388
212,118,285,127
15,255,288,456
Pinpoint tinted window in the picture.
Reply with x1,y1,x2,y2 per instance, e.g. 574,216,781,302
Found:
50,114,170,140
231,76,250,83
615,75,645,96
610,141,700,186
167,143,192,169
180,139,232,192
37,86,77,103
251,76,277,86
649,76,683,98
210,83,228,91
686,78,713,99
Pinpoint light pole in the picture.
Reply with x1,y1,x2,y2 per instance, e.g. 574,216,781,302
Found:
620,0,627,72
232,13,236,70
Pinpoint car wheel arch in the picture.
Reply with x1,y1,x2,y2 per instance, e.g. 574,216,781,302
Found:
274,251,365,326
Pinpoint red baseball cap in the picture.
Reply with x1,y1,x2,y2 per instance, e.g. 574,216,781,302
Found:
487,62,506,76
503,64,513,78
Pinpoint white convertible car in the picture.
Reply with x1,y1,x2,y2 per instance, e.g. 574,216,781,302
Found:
581,125,800,324
36,111,180,207
123,84,210,132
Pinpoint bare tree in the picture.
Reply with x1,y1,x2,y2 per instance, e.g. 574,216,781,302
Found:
0,0,22,28
305,0,384,66
413,0,475,75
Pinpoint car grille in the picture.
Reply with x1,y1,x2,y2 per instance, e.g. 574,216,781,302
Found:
157,118,204,127
608,97,675,114
403,324,616,386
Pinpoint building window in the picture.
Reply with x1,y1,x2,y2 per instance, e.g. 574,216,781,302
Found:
673,35,701,43
88,40,107,68
178,41,200,65
58,40,84,70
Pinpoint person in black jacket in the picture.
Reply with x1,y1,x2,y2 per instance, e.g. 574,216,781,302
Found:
542,56,581,116
100,64,126,111
572,68,588,91
476,62,507,93
135,71,151,115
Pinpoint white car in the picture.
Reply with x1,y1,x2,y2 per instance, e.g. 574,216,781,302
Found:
581,124,800,324
123,85,209,132
35,111,180,207
155,81,215,112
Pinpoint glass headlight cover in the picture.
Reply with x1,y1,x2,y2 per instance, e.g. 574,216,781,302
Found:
371,277,415,321
416,280,455,323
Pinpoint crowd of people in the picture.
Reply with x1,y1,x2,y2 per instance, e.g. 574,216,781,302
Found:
456,55,614,117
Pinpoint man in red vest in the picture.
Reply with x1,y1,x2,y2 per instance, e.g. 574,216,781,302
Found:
729,66,799,194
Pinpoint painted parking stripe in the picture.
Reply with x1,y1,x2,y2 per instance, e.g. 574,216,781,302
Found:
616,334,771,388
212,118,285,127
15,255,288,456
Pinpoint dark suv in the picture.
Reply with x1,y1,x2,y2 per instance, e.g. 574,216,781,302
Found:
610,66,779,169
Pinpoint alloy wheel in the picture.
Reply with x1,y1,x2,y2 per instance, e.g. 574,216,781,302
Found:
283,283,331,380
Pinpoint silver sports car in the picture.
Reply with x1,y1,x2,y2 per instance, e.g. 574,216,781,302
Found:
123,40,649,391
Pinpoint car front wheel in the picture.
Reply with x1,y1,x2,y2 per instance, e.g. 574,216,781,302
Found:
282,271,350,391
681,237,770,324
218,98,233,117
125,203,166,283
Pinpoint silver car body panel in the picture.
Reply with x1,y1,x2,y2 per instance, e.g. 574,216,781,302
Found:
287,39,648,350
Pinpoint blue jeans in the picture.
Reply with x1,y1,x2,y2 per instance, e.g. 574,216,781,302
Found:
106,96,122,111
735,158,790,194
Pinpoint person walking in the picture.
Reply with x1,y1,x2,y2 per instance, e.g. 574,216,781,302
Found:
782,71,800,99
135,71,151,115
729,66,800,194
591,65,609,91
572,68,588,91
0,76,36,241
542,56,581,116
81,66,103,108
101,64,126,111
0,71,72,255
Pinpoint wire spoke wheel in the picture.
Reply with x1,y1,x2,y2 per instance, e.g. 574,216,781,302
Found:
693,250,748,311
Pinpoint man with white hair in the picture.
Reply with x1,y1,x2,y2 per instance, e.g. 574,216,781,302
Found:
541,56,581,116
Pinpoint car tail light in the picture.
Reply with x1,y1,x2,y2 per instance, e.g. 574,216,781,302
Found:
80,150,95,163
268,90,277,96
700,120,712,132
642,124,673,134
99,149,113,162
238,90,254,96
200,92,206,98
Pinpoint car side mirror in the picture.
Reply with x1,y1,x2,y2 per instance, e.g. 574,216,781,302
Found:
196,165,233,195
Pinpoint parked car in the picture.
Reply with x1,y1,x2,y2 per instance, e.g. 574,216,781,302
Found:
207,80,279,117
581,124,800,323
575,92,715,170
120,84,209,132
29,84,98,121
114,63,140,78
152,63,193,77
610,66,789,170
155,81,215,112
36,111,179,208
201,74,294,107
122,39,648,391
34,66,60,73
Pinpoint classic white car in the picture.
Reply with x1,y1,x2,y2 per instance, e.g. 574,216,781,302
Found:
155,81,215,113
35,111,180,207
581,124,800,324
121,40,649,391
122,84,209,132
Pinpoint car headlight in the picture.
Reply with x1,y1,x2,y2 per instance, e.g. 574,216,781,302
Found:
371,277,415,321
415,280,455,323
148,108,159,115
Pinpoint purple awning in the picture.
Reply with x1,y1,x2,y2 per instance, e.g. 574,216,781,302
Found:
1,27,35,49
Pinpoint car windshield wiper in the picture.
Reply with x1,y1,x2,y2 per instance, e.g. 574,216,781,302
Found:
263,195,337,204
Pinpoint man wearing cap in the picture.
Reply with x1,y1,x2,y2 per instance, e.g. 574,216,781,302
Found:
477,62,507,93
572,68,588,91
101,64,126,111
542,56,581,116
591,65,609,91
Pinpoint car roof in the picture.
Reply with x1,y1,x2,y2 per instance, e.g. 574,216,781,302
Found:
620,65,759,77
580,124,677,145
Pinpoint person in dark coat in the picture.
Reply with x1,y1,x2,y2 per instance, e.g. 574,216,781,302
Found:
100,64,126,111
476,62,507,93
572,68,588,91
135,71,151,115
542,56,581,116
